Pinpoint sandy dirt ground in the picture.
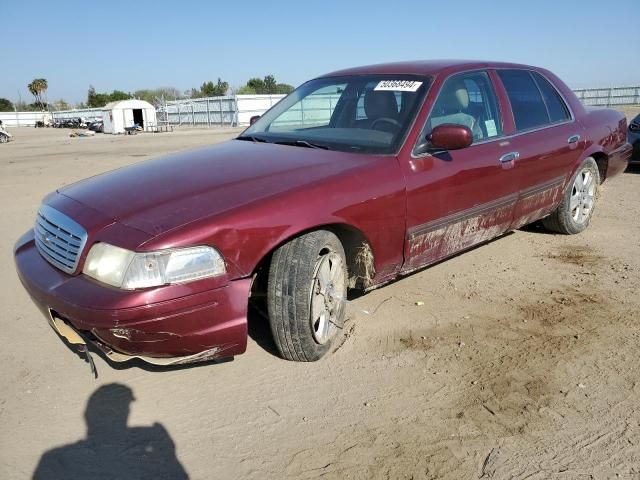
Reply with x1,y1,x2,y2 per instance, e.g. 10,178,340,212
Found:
0,123,639,480
617,106,640,121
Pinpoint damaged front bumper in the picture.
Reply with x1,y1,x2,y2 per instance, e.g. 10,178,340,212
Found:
14,230,252,366
47,312,234,366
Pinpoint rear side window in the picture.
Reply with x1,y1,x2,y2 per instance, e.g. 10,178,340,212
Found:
532,72,571,123
498,70,549,131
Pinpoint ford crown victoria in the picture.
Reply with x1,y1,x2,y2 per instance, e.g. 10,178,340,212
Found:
14,60,632,366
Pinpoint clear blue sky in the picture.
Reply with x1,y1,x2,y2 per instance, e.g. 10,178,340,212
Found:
3,0,638,104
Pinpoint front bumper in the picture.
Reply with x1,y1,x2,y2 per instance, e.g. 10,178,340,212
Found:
14,230,251,364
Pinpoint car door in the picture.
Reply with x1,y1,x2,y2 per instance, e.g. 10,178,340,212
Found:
495,69,584,227
400,70,520,271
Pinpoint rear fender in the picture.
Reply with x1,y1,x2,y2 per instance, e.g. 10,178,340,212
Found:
574,110,629,182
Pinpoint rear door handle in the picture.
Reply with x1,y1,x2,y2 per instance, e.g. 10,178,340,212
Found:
568,134,581,144
499,151,519,163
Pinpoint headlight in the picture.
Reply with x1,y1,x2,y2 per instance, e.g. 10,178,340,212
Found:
83,243,225,289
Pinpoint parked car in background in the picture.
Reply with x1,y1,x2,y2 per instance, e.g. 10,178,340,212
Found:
87,120,104,133
629,113,640,164
0,121,13,143
14,60,632,369
54,118,88,129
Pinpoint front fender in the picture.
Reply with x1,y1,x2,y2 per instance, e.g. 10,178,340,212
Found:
141,157,408,284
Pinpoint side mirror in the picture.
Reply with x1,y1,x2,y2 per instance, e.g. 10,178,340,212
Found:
428,124,473,151
415,124,473,155
249,115,260,126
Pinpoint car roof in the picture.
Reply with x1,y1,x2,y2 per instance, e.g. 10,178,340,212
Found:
320,60,542,78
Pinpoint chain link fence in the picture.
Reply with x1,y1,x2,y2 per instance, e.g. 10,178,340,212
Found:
156,94,288,127
3,87,639,128
158,96,238,127
573,86,640,106
51,108,104,122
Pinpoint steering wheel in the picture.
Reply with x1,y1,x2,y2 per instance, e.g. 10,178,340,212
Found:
371,117,401,130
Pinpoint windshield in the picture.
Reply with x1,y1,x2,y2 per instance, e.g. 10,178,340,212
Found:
239,75,431,154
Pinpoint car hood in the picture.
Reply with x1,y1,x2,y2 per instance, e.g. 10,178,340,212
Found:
58,140,370,236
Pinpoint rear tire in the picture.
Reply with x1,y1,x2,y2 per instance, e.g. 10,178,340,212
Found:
543,157,600,234
267,230,347,361
0,134,7,144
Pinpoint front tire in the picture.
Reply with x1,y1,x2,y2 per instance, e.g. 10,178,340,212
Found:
267,230,347,361
543,157,600,234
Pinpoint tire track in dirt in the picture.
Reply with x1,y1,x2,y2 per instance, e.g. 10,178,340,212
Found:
293,236,640,479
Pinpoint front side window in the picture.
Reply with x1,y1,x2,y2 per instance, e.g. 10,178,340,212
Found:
240,75,431,154
416,71,503,152
498,69,552,131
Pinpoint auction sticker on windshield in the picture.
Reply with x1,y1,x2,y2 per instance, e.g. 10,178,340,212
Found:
374,80,422,92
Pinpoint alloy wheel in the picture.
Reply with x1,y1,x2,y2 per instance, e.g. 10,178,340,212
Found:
570,168,596,224
309,251,346,344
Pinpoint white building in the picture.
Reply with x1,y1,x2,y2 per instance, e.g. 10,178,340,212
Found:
102,99,157,134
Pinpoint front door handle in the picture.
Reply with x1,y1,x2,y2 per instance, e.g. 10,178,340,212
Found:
568,134,581,144
499,151,520,163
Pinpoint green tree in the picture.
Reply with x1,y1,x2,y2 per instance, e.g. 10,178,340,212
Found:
87,86,132,107
213,78,229,96
191,78,229,98
238,76,294,95
133,87,181,104
14,101,42,111
0,98,14,112
87,86,103,108
27,78,48,108
236,85,256,94
263,75,277,93
109,90,132,102
199,81,215,97
275,83,294,94
52,99,70,111
246,77,265,93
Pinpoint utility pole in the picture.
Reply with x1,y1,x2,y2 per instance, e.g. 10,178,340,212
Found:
16,90,22,126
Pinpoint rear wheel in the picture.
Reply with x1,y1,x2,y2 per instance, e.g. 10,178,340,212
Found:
267,230,347,361
543,157,600,234
0,134,7,144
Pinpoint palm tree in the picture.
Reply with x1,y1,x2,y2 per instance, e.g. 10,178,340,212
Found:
27,78,48,109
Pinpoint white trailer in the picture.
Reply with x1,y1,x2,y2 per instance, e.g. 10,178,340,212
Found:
102,99,157,134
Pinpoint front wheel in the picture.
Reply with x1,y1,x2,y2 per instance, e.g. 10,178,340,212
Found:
543,157,600,234
267,230,347,361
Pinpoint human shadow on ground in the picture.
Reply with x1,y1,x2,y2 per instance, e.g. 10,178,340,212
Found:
32,383,189,480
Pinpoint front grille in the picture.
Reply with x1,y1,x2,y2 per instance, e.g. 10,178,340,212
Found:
34,205,88,274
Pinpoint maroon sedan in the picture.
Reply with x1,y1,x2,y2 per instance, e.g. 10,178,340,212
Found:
14,61,632,366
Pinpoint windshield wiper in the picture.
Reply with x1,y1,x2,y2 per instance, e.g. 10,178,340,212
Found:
238,136,330,150
236,135,269,143
273,139,330,150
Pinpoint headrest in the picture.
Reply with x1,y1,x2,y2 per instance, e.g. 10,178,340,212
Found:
364,91,399,120
440,79,469,112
